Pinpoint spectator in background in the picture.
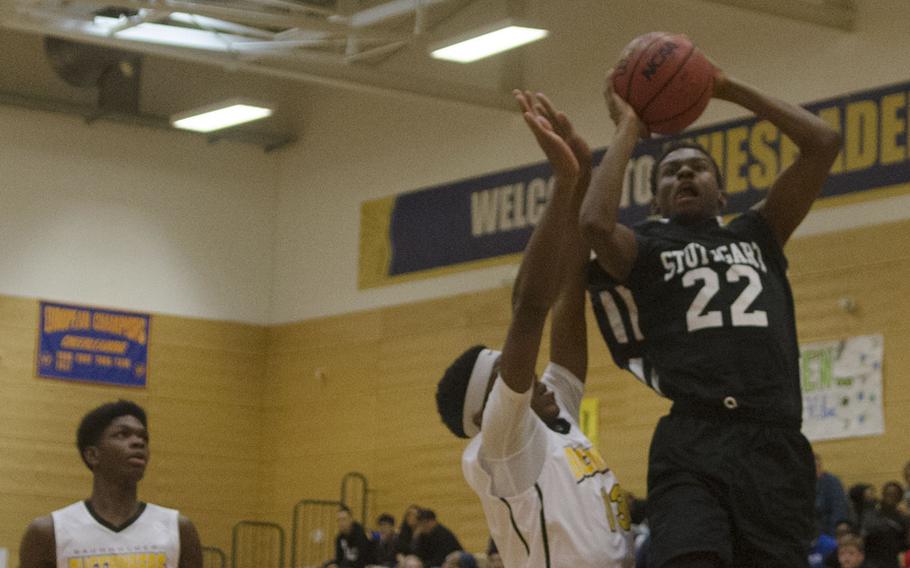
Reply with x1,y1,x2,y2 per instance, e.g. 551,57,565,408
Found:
401,555,425,568
810,532,838,568
865,481,910,568
372,513,398,567
442,551,478,568
837,534,872,568
326,506,372,568
849,484,878,530
824,521,862,568
396,505,421,562
817,453,851,537
413,508,462,568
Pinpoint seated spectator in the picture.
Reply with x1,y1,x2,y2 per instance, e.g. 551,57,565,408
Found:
837,520,859,540
810,532,838,568
837,534,872,568
442,551,478,568
865,482,910,568
413,508,463,568
372,513,398,567
325,506,372,568
401,555,425,568
396,505,421,562
849,483,878,531
817,453,851,538
825,521,861,568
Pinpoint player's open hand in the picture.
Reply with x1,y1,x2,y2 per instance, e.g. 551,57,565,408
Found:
514,90,580,183
532,91,592,175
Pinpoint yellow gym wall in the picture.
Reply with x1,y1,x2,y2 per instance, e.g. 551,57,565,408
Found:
0,299,267,563
2,217,908,562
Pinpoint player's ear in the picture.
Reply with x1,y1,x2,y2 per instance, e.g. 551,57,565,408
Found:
717,189,728,211
83,446,100,469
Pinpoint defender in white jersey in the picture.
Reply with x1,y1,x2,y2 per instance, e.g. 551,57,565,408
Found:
19,400,202,568
436,91,633,568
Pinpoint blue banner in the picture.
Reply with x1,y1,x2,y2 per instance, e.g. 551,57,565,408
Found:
360,79,910,288
37,301,150,387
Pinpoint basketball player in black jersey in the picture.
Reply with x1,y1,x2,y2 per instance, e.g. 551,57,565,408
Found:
580,63,841,567
19,400,203,568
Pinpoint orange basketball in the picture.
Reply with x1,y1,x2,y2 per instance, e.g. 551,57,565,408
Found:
611,32,715,134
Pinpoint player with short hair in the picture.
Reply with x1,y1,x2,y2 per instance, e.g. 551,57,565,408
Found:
19,400,203,568
435,90,633,567
580,63,841,568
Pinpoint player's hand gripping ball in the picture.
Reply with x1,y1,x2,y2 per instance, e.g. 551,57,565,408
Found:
610,32,715,134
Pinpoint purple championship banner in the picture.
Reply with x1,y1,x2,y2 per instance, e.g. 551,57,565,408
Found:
359,79,910,289
37,301,150,387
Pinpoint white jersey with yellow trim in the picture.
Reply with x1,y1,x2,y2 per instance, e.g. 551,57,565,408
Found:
462,363,634,568
52,501,180,568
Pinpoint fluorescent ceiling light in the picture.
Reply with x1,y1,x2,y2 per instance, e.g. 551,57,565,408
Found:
431,24,548,63
93,15,252,51
171,100,274,133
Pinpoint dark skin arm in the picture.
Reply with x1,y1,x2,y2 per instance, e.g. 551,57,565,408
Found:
714,72,841,246
19,516,56,568
528,96,594,383
179,515,203,568
500,90,581,396
578,81,647,283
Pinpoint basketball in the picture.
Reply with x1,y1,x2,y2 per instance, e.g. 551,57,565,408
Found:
611,32,715,134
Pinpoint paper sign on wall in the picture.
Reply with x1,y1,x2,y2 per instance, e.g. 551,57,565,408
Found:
800,334,884,441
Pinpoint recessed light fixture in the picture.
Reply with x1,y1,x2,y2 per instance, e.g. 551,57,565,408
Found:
171,99,274,133
430,20,549,63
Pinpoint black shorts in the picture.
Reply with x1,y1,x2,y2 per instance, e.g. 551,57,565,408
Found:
646,404,815,568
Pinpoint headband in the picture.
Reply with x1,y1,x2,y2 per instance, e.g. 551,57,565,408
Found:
462,349,501,438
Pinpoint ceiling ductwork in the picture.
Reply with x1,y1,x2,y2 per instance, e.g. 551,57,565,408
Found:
45,36,143,114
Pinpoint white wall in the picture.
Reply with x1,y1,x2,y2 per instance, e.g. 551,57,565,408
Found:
269,0,910,323
0,105,278,323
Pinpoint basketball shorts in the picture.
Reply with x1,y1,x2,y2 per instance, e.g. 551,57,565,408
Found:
646,404,815,568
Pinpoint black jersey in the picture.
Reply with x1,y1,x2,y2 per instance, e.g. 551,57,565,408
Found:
588,210,803,423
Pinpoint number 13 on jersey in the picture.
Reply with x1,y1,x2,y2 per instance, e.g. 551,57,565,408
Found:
601,485,631,532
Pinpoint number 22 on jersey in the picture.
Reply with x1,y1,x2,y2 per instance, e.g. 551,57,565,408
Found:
683,264,768,331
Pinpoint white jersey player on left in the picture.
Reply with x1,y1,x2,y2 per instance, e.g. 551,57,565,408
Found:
435,91,633,567
19,400,203,568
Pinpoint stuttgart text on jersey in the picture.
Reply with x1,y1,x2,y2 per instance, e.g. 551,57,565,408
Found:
659,240,767,282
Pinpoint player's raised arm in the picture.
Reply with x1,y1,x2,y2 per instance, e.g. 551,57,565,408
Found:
578,83,645,283
499,90,581,396
18,516,56,568
713,71,841,246
526,95,594,384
